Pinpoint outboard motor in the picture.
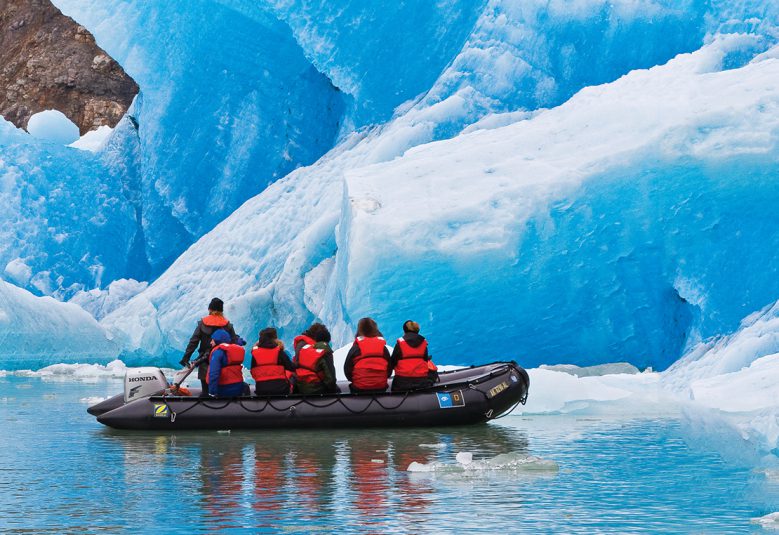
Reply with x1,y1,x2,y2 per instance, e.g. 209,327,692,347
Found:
124,367,168,403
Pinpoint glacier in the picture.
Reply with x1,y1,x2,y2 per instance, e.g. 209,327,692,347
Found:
0,279,116,369
1,0,778,378
52,0,347,276
100,34,779,371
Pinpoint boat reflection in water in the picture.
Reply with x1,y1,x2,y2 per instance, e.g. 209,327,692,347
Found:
104,424,536,531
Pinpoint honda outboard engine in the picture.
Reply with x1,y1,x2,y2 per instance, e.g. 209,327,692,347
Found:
124,367,168,403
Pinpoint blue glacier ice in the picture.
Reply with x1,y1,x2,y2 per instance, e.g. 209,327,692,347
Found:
0,118,140,297
1,0,779,374
102,35,779,372
54,0,347,274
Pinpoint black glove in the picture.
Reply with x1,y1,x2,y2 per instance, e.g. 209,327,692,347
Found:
179,357,190,367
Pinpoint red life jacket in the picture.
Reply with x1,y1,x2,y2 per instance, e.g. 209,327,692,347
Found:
294,335,326,384
352,336,389,390
394,337,429,378
250,345,288,383
202,314,229,328
206,343,245,385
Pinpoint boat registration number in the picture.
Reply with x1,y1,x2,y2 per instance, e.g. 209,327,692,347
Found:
488,381,509,398
436,390,465,408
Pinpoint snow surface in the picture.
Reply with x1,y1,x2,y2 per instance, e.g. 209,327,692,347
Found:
103,34,779,371
69,125,113,152
26,110,80,144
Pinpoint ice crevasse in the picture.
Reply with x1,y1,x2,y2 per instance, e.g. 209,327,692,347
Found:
103,35,779,370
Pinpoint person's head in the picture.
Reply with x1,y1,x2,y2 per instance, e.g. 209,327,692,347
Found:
208,297,224,316
356,317,380,338
211,328,231,346
403,320,420,334
305,322,331,343
258,327,278,346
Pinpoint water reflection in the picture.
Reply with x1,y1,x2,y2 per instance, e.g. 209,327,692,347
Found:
102,425,528,531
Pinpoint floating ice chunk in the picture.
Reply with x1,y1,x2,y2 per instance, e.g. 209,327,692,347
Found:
540,363,641,377
69,125,113,152
26,110,80,144
407,451,558,473
80,396,108,405
752,512,779,529
455,452,473,465
10,360,127,380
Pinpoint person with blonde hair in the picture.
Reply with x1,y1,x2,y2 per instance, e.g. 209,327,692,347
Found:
344,317,392,393
390,320,437,391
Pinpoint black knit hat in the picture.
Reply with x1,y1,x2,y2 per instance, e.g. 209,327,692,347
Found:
208,297,224,312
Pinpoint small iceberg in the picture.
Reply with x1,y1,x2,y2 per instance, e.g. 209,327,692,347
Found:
751,512,779,529
407,451,558,473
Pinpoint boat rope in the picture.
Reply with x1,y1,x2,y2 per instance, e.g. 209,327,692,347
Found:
155,362,523,420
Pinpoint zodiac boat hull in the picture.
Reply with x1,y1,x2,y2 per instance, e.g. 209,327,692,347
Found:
93,362,529,430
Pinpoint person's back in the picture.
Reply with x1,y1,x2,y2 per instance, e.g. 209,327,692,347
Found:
180,297,243,396
207,329,249,397
251,327,295,396
345,317,391,393
293,323,337,395
390,320,435,391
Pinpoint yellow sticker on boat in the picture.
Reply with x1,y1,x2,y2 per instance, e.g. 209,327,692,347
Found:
488,381,509,398
153,403,168,417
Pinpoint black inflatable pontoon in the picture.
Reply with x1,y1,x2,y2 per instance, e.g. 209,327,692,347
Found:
89,362,529,430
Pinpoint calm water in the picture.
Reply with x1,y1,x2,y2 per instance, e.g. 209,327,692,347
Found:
2,376,779,533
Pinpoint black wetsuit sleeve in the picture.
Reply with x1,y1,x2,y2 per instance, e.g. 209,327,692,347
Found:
390,342,401,370
182,323,202,361
317,350,337,391
280,350,296,371
344,344,360,381
384,346,392,377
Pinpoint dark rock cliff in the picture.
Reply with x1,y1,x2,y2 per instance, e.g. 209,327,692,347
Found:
0,0,138,135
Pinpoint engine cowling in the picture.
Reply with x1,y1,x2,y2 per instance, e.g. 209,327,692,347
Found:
124,367,168,403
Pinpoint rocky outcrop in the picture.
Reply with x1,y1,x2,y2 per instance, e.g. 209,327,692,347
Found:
0,0,138,135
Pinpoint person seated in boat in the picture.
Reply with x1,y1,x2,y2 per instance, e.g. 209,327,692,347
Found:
250,327,296,396
180,297,245,395
390,320,437,391
207,328,250,397
344,317,392,394
293,323,337,395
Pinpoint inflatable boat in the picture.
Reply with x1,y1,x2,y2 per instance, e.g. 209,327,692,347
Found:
88,361,529,430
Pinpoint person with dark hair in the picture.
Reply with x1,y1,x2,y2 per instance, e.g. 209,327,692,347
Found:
344,317,392,393
250,327,296,396
293,323,337,395
206,328,249,397
390,320,437,391
180,297,245,396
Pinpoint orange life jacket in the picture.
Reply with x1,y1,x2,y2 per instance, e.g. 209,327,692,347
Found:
202,314,229,328
394,337,429,378
206,343,245,385
294,334,326,384
352,336,389,390
250,345,288,383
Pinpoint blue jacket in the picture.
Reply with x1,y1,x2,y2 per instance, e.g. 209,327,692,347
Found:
208,329,246,397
